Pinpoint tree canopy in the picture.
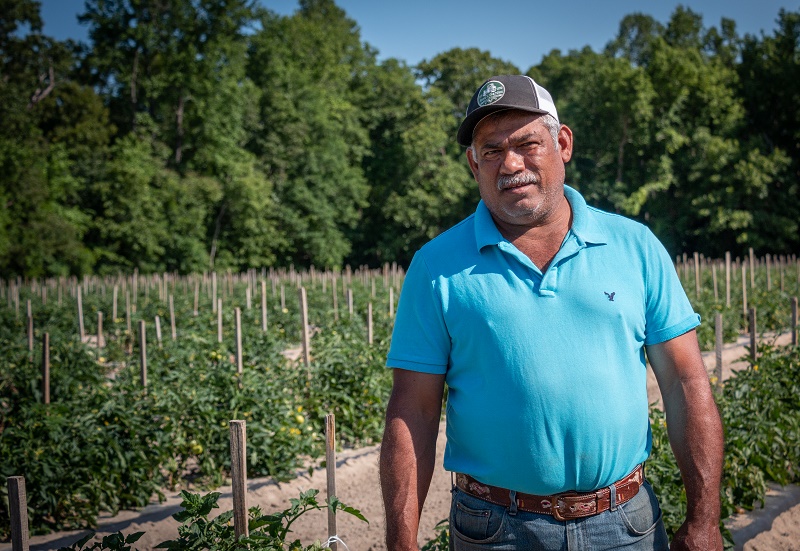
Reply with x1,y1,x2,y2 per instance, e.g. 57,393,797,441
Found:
1,1,798,277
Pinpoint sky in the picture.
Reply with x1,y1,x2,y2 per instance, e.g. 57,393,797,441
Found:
39,0,799,71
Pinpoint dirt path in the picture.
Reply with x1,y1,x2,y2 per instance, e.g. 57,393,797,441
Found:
6,333,799,550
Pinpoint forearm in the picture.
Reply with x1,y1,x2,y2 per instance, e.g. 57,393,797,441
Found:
663,375,724,520
648,331,724,549
380,411,439,550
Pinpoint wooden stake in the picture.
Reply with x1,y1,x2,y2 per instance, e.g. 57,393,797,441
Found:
97,311,103,349
299,287,311,369
725,252,731,308
694,252,701,298
229,420,249,540
139,320,147,388
27,312,33,355
235,307,243,376
714,314,722,388
389,287,395,318
712,262,718,302
193,279,200,317
332,278,339,321
155,315,163,348
749,248,755,289
766,254,772,291
112,286,118,321
792,297,798,347
749,308,757,364
347,288,354,318
217,299,223,343
261,280,267,332
42,333,50,405
212,272,218,313
126,291,132,332
742,265,748,327
77,287,85,341
367,302,373,345
8,476,29,551
325,414,337,551
169,294,176,340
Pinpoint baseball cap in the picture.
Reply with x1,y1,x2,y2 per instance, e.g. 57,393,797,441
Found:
456,75,559,147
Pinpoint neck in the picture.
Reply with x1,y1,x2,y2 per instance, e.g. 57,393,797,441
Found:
494,195,573,271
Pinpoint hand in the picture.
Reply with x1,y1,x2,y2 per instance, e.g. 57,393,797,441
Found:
670,519,723,551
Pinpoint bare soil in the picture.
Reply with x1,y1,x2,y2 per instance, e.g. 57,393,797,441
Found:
5,333,798,551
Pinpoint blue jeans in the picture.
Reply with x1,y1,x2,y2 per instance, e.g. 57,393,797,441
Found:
449,480,669,550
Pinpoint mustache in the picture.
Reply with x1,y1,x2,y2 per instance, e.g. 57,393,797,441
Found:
496,171,540,191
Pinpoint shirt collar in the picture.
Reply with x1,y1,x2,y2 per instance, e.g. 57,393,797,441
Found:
564,185,606,246
474,184,607,251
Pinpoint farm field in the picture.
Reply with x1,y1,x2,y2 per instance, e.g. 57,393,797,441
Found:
2,254,799,549
5,332,799,551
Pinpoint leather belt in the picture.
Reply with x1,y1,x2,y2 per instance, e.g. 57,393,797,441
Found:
455,464,644,521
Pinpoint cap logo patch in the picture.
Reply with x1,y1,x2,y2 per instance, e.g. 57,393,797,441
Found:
477,81,505,107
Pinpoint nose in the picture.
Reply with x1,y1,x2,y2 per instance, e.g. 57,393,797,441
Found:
499,149,525,174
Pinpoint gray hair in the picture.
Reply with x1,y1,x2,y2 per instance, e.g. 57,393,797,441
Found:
468,113,560,159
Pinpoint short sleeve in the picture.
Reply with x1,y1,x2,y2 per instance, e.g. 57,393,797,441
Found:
386,252,450,373
643,230,701,345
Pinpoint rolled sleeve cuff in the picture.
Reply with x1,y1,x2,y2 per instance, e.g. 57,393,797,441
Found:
386,356,448,375
644,313,701,346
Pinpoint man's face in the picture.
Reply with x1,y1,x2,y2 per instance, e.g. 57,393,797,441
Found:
467,111,573,230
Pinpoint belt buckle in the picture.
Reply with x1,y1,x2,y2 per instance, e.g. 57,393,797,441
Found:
551,492,576,521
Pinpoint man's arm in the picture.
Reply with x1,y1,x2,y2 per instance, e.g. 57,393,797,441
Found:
380,368,446,551
646,329,724,551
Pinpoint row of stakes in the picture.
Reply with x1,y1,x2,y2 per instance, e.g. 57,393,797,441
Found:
6,414,345,551
29,283,394,401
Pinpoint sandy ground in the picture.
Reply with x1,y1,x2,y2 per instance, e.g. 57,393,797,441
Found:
5,333,799,551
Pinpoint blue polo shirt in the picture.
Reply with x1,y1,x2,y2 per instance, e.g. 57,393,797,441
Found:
387,185,699,495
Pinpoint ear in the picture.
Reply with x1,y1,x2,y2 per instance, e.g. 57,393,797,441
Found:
466,146,480,181
558,124,573,163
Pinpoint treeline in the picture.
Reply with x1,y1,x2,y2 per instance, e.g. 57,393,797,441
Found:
1,0,798,277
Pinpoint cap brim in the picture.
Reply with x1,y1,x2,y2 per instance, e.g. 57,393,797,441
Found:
456,105,550,147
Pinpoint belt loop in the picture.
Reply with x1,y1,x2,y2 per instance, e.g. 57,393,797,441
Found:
609,482,618,511
508,490,518,516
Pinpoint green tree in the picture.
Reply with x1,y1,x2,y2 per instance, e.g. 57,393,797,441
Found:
567,6,797,256
735,9,800,253
79,0,258,169
535,48,658,216
0,0,96,276
351,58,475,265
80,0,279,272
416,47,520,119
246,0,370,268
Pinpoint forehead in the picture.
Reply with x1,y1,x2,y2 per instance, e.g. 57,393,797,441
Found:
472,111,548,147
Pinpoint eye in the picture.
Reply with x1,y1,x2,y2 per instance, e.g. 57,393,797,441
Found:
482,149,501,160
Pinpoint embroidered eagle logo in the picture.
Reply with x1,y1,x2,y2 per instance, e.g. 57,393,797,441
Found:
604,292,616,302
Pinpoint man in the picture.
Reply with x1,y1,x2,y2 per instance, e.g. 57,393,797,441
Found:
379,75,723,551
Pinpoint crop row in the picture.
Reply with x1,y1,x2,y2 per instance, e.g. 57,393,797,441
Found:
1,276,395,539
1,260,798,544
